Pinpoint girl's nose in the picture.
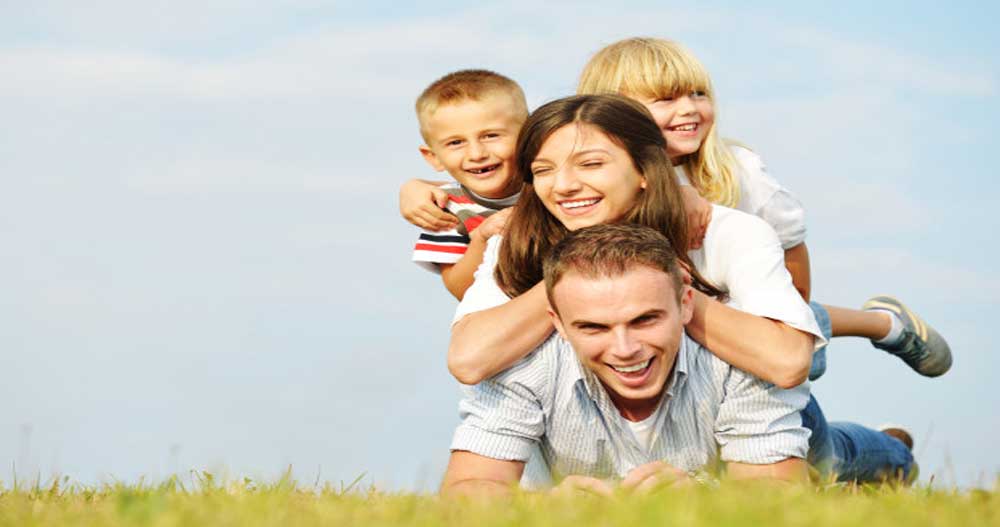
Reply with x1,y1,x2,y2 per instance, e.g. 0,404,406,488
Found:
674,95,696,115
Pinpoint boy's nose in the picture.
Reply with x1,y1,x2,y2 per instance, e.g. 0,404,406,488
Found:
467,141,489,161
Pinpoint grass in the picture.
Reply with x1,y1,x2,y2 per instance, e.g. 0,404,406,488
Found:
0,473,997,526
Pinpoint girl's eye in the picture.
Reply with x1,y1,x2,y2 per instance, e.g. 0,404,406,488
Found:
692,90,707,98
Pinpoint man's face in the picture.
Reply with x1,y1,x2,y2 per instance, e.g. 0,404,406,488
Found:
549,265,693,420
419,93,525,199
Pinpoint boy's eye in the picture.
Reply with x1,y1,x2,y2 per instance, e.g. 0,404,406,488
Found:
445,139,464,147
483,132,501,140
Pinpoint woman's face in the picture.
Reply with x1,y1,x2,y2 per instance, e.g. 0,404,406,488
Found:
530,123,647,231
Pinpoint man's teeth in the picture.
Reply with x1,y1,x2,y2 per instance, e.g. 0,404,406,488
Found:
468,165,499,174
670,123,697,131
612,359,651,374
561,198,600,209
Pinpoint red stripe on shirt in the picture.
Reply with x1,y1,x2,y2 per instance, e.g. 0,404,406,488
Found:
448,195,475,204
464,216,484,233
414,243,467,254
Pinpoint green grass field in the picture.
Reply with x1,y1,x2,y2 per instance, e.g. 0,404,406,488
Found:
1,474,997,527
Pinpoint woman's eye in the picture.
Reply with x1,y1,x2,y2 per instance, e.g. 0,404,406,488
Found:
581,161,603,168
531,167,551,176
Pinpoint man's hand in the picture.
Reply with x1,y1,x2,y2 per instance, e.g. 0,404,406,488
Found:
621,461,692,494
550,475,615,497
680,186,711,250
472,208,512,242
399,179,459,231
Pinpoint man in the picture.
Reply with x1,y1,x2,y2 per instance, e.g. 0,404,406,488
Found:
441,224,811,496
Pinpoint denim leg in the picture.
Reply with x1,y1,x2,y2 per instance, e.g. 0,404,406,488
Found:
808,302,831,381
800,395,914,482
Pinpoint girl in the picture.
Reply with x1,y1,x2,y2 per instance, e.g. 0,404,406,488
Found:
574,37,950,380
451,93,913,482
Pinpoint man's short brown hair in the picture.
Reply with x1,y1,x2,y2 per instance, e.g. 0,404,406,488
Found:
542,224,684,313
415,69,528,138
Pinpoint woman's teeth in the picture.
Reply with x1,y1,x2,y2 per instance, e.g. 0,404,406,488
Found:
561,198,600,209
612,358,651,374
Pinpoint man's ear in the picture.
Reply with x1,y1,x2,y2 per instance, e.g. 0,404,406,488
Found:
679,284,694,325
419,145,445,172
547,302,568,339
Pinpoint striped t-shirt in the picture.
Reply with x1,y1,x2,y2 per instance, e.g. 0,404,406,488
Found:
411,182,520,273
451,332,810,483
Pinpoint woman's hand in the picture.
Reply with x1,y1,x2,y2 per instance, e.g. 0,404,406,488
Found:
680,185,712,250
399,179,459,231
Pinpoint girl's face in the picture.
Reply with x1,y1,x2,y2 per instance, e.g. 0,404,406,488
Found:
631,92,714,162
530,123,647,231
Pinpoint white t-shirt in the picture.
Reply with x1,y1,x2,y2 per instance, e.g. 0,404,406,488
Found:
452,205,826,350
678,146,806,250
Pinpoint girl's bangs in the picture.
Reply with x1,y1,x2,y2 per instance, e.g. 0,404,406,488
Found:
625,48,713,100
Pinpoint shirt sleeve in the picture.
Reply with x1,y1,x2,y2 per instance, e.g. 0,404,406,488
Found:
411,227,471,274
714,366,810,464
706,207,826,350
731,147,807,250
450,352,549,461
451,235,511,325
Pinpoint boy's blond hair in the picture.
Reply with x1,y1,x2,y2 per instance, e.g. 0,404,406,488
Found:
577,37,740,208
415,69,528,142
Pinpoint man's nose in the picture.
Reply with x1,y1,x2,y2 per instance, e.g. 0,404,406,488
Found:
611,328,642,360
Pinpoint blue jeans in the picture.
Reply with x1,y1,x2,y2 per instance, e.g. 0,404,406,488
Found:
802,303,914,482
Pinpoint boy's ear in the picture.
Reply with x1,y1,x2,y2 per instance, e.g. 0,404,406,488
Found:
419,145,446,172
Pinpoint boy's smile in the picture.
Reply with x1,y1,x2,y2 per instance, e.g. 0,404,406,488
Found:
419,93,525,200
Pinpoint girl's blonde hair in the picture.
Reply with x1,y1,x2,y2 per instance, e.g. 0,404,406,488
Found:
577,37,740,208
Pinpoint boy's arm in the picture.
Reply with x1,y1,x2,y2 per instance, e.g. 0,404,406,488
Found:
399,178,458,231
783,242,811,302
439,209,512,300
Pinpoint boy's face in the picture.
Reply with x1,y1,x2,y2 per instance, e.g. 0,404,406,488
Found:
419,93,525,199
548,265,693,421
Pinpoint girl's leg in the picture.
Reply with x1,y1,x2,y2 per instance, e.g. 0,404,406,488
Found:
823,304,891,340
818,297,952,377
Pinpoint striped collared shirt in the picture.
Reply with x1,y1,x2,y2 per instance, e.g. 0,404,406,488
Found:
451,333,809,483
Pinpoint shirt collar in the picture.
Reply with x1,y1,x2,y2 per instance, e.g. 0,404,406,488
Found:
459,186,521,209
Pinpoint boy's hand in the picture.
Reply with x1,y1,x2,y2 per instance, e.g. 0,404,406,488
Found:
471,208,512,242
550,475,615,497
680,185,711,250
621,461,691,494
399,179,459,231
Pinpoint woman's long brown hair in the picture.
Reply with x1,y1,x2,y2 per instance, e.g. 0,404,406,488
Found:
496,94,724,299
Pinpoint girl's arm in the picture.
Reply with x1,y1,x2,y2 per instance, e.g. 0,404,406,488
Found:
399,178,459,231
783,242,811,302
686,290,813,389
440,209,512,300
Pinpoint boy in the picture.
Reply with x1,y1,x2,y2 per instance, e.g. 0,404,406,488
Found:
410,70,528,299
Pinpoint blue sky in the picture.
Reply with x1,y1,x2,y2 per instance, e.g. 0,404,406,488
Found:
2,1,998,490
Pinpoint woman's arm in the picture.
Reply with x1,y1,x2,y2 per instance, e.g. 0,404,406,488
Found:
783,242,811,302
686,290,813,388
449,282,553,385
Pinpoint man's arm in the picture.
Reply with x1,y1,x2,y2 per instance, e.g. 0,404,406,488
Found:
440,451,525,497
726,458,808,483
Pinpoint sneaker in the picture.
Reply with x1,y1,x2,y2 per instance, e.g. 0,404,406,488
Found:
862,296,952,377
